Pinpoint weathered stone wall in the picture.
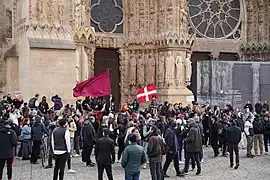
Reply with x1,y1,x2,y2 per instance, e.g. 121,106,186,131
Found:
5,57,19,94
197,60,270,109
28,48,77,104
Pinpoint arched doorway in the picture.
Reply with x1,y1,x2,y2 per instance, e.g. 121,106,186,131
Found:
94,48,120,110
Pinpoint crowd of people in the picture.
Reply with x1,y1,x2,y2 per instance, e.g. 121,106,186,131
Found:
0,93,270,180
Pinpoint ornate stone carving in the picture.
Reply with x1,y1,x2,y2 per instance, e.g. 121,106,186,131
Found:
165,51,174,87
166,2,174,33
75,0,88,28
158,51,165,87
47,0,57,25
75,47,81,82
147,51,156,84
129,51,137,86
37,0,47,23
175,52,184,86
85,47,95,77
58,0,65,25
201,62,210,95
185,53,192,83
136,51,145,87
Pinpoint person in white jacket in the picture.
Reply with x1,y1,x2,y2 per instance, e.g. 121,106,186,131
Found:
244,115,255,158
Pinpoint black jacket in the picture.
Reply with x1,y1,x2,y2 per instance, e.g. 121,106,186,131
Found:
95,136,115,164
82,120,96,146
185,123,202,153
31,119,47,140
253,117,263,134
227,124,241,145
263,120,270,135
0,125,18,159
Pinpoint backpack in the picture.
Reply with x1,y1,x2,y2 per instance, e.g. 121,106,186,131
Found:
28,98,37,108
253,120,263,133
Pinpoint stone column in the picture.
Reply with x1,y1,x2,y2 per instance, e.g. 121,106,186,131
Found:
155,0,194,105
252,63,260,105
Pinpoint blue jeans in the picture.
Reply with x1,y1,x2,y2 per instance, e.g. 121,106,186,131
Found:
125,171,140,180
178,139,183,161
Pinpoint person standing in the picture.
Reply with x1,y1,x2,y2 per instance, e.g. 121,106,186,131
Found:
163,121,184,178
252,114,264,155
95,128,115,180
39,96,49,115
183,119,202,176
122,134,147,180
67,115,77,156
147,126,164,180
263,114,270,154
51,118,70,180
81,118,96,167
31,116,48,164
0,120,18,180
227,119,241,169
244,115,255,158
20,118,31,160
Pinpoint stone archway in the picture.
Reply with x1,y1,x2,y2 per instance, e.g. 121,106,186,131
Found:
94,48,121,110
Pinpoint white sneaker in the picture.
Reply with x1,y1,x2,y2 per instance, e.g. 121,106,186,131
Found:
142,164,147,169
73,154,80,157
201,159,204,163
179,161,184,164
67,169,76,173
265,152,269,155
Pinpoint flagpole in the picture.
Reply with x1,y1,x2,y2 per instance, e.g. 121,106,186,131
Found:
107,68,112,113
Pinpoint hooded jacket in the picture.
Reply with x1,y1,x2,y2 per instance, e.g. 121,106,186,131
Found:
185,120,202,153
0,125,18,159
31,116,47,140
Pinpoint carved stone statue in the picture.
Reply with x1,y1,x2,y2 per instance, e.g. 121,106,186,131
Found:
147,52,156,84
47,0,57,25
179,3,188,33
137,52,145,86
175,53,184,86
37,0,46,23
58,0,64,24
158,52,165,86
165,51,175,86
185,53,192,82
129,52,137,86
86,48,94,77
75,0,88,28
75,48,81,82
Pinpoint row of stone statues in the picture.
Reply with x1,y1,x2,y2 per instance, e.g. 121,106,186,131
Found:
36,0,88,27
128,50,192,88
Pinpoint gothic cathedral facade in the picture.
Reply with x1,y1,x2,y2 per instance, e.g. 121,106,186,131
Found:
0,0,269,106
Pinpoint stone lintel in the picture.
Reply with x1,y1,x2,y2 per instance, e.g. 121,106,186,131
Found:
28,38,76,50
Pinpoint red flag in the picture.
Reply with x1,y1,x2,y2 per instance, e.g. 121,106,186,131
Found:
73,71,111,97
136,84,157,103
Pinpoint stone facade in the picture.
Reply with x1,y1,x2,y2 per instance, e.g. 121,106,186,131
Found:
197,61,270,108
2,0,268,106
0,0,195,105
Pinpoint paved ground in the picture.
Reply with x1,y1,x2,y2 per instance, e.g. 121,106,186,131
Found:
5,147,270,180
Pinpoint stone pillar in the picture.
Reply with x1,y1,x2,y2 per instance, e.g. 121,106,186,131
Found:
252,63,260,105
81,46,88,80
155,0,194,105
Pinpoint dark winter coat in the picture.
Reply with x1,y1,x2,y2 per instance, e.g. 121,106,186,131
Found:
0,125,18,159
82,120,96,146
185,123,202,153
31,118,47,140
227,124,241,145
263,120,270,135
253,116,264,134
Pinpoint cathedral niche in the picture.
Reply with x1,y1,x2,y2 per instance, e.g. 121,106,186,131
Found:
90,0,124,33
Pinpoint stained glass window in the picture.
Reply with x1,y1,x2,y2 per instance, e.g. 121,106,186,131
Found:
188,0,241,39
91,0,124,33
